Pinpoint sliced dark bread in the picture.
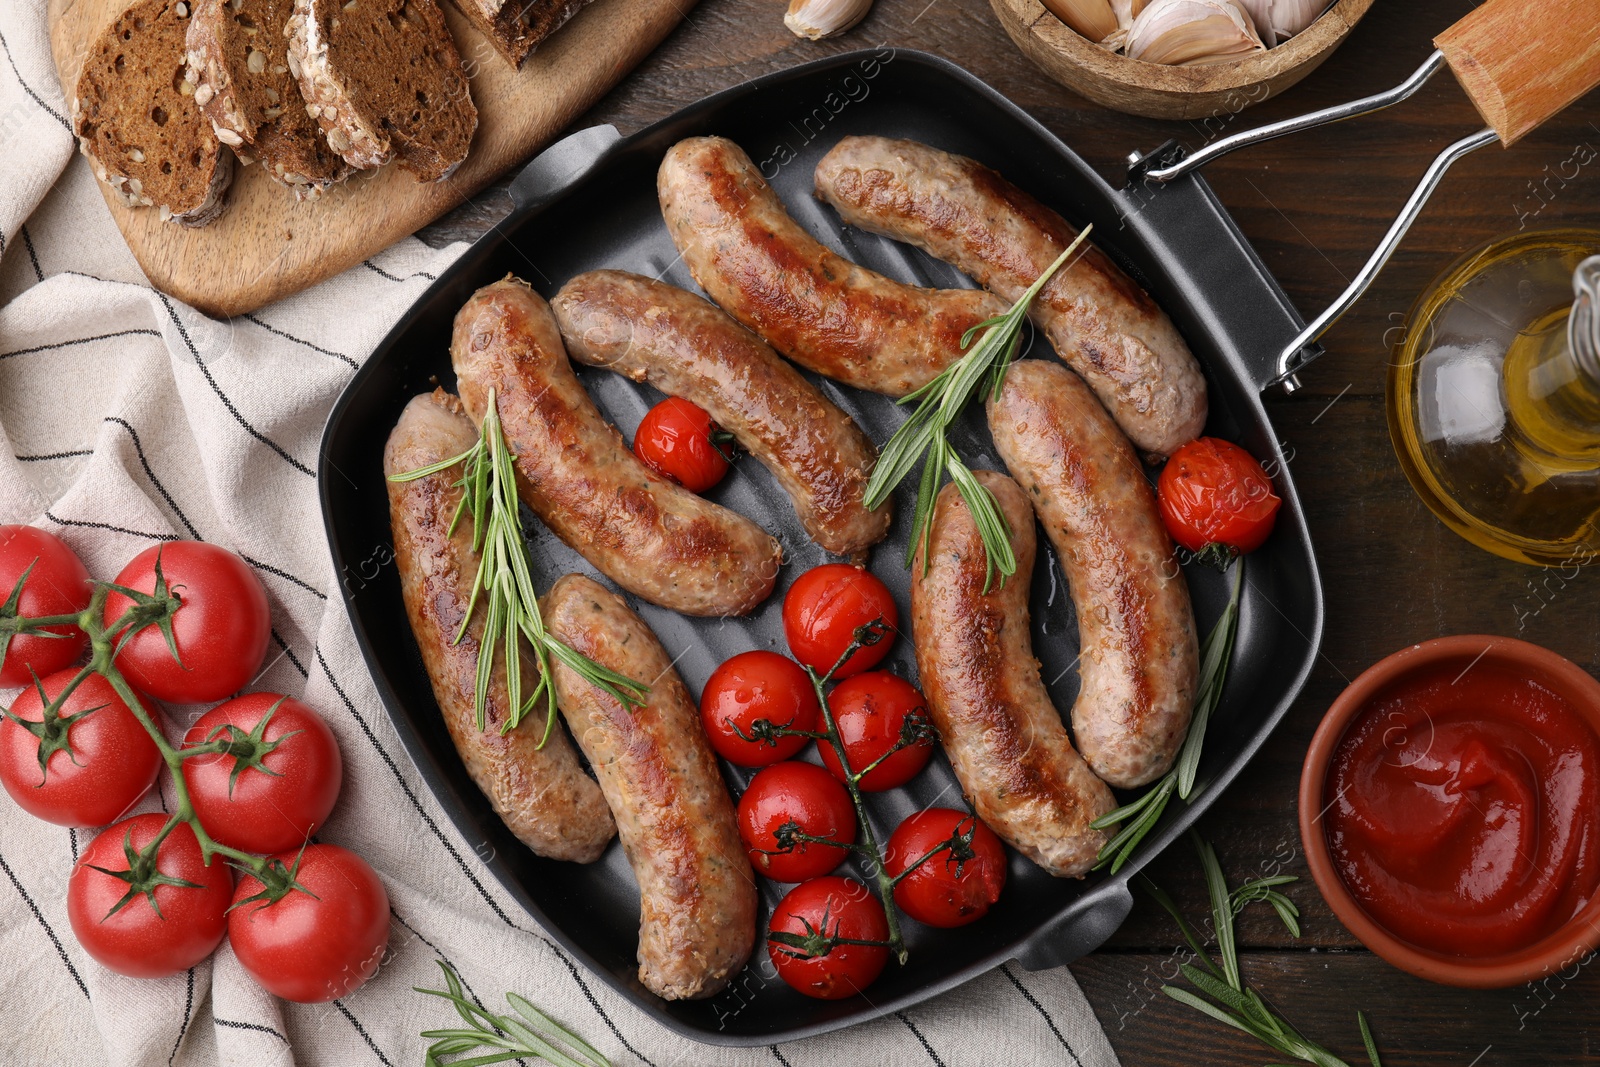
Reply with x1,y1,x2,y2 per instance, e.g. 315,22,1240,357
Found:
287,0,477,182
72,0,234,226
185,0,349,199
449,0,594,68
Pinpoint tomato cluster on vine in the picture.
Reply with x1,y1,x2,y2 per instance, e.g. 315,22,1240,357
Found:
0,526,388,1003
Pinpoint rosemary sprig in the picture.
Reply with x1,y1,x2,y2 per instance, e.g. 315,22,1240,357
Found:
417,962,610,1067
863,228,1093,591
389,389,646,739
1091,556,1245,873
1145,833,1385,1067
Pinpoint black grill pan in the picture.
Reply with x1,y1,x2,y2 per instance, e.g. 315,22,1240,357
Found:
319,48,1324,1046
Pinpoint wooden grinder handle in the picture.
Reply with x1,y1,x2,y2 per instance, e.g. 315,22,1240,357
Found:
1435,0,1600,146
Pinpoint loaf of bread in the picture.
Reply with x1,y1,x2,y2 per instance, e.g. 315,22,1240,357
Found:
185,0,348,199
449,0,595,67
73,0,234,226
286,0,478,182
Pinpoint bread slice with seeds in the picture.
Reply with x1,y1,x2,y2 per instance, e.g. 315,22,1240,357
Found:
286,0,477,182
72,0,234,226
449,0,595,68
185,0,349,199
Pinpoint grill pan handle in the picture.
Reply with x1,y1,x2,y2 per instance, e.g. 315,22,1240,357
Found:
1012,882,1134,971
510,124,624,210
1128,0,1600,393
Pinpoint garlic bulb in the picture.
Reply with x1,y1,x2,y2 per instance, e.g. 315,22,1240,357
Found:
1043,0,1146,44
1232,0,1333,45
1123,0,1265,66
785,0,872,40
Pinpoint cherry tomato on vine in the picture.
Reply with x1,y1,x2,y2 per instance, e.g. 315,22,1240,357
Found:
229,843,390,1003
767,876,888,1000
782,564,897,679
700,651,820,767
103,541,270,704
0,525,91,686
182,693,343,855
0,669,161,827
67,814,232,978
632,398,733,493
884,808,1007,928
818,672,934,792
737,761,856,882
1156,437,1281,555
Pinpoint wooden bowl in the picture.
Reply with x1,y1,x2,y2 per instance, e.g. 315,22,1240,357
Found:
990,0,1376,119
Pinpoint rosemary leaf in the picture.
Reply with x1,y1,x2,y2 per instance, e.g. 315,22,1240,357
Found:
1177,556,1245,799
1359,1013,1383,1067
417,963,610,1067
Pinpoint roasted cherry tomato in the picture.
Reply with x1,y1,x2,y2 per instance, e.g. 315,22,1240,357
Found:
0,525,91,686
818,672,934,792
632,397,733,493
0,669,161,827
182,693,343,854
767,876,888,1000
229,843,390,1003
737,761,856,882
700,651,820,767
782,564,897,679
103,541,271,704
67,814,232,978
1157,437,1281,555
884,808,1007,928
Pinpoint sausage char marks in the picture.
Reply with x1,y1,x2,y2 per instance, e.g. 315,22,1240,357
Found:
451,275,781,618
911,470,1116,877
384,389,616,863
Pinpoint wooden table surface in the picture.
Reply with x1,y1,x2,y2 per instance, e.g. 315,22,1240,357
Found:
420,1,1600,1062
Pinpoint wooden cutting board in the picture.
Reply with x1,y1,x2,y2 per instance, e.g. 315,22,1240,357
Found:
47,0,695,316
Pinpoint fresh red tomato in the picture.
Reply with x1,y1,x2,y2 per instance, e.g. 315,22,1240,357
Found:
884,808,1007,928
633,397,732,493
0,526,91,686
103,542,270,704
737,761,856,882
67,814,232,978
700,651,820,767
767,876,889,1000
0,669,161,827
818,672,934,792
229,844,389,1003
1157,437,1281,555
181,693,343,855
782,564,897,679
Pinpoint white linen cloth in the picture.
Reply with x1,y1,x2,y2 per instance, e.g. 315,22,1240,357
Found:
0,3,1123,1063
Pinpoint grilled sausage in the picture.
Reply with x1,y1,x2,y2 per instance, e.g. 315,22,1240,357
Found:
543,574,757,1000
911,472,1115,878
815,136,1207,459
552,269,890,558
451,276,782,618
384,390,616,863
987,361,1199,788
657,136,1007,398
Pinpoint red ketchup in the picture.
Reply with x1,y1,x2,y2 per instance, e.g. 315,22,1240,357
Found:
1325,660,1600,958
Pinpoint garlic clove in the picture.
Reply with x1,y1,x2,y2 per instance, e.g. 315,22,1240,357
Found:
784,0,872,40
1232,0,1332,46
1040,0,1121,43
1124,0,1265,66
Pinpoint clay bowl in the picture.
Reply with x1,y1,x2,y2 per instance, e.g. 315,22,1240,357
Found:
990,0,1376,119
1298,635,1600,988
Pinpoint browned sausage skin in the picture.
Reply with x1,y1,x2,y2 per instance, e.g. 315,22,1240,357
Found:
911,471,1116,878
552,269,890,558
384,390,616,863
658,136,1007,398
543,574,757,1000
451,276,782,618
815,136,1207,459
988,360,1199,788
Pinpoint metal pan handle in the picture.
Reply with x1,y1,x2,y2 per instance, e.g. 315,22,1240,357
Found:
1012,883,1134,971
509,124,624,211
